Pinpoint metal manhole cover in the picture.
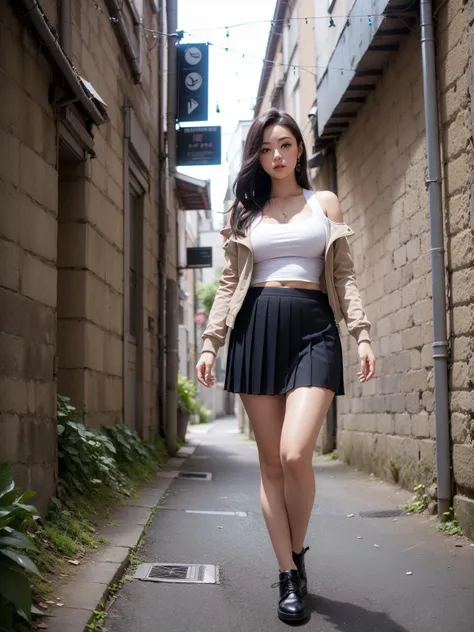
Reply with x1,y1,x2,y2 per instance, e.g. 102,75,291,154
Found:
177,471,212,480
359,509,407,518
134,563,219,584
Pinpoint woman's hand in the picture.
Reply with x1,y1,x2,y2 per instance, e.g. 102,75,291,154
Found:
357,341,376,382
196,352,217,388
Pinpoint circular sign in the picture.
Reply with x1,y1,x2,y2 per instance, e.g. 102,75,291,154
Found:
184,47,202,66
194,311,207,326
185,72,203,91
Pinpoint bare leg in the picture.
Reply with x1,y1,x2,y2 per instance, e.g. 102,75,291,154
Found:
281,387,334,553
240,394,295,571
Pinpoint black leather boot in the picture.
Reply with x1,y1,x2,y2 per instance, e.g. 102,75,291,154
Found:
292,546,310,595
272,569,307,622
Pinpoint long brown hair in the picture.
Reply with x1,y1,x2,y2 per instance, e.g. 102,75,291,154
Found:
229,108,311,237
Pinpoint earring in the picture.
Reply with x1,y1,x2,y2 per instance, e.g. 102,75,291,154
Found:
259,166,265,174
296,159,301,173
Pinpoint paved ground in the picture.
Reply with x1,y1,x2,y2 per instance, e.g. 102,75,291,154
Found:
106,417,474,631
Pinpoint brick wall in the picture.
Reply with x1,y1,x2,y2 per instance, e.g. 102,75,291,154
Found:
318,1,474,516
0,0,165,510
0,2,58,511
333,29,435,488
440,0,474,536
56,0,162,436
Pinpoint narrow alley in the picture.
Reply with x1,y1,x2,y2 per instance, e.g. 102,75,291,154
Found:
105,417,474,632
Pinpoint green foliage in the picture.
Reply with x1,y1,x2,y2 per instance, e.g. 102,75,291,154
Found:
27,395,168,608
57,395,121,494
0,463,41,629
87,601,106,631
196,279,219,315
177,375,197,414
437,507,463,536
103,423,157,469
402,481,429,513
57,396,165,498
198,405,211,424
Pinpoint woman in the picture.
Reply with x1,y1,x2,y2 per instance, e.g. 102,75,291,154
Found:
196,108,375,623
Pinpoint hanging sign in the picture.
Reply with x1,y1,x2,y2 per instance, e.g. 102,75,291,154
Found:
177,126,221,166
178,43,209,122
186,247,213,269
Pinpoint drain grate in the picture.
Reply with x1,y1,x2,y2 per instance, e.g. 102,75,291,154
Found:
134,563,219,584
359,509,407,518
177,471,212,481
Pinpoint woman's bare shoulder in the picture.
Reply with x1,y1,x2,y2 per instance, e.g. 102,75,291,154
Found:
315,190,344,223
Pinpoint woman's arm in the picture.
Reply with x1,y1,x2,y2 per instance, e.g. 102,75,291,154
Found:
317,191,375,381
200,237,239,356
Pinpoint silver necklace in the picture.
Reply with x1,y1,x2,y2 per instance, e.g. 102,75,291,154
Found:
270,198,290,223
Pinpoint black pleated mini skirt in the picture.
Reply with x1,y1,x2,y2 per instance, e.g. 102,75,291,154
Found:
224,287,344,396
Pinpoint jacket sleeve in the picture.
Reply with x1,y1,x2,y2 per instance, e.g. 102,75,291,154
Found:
332,236,371,344
200,238,239,355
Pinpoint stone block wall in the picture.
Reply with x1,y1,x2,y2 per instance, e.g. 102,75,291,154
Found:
0,2,58,511
56,0,162,436
333,29,435,489
321,1,474,531
441,0,474,536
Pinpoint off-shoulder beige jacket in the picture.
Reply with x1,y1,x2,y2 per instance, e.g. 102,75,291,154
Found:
201,189,371,356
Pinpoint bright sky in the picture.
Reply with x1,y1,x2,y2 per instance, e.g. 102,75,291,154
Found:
177,0,277,218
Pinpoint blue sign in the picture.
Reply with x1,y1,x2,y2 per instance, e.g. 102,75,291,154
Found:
178,44,209,122
177,126,221,166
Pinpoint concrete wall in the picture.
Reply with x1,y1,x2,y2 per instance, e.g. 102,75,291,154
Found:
441,0,474,535
0,2,59,511
0,0,171,509
313,1,474,529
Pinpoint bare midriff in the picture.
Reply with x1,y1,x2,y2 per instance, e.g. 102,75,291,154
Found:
251,280,322,291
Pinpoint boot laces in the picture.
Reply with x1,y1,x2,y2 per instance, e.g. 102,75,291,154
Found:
271,573,300,594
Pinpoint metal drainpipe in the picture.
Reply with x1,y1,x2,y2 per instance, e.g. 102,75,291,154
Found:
104,0,141,82
157,0,167,438
59,0,72,59
165,0,179,456
18,0,105,125
420,0,451,518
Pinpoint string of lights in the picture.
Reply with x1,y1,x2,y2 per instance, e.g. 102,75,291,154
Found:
91,0,417,40
89,0,391,78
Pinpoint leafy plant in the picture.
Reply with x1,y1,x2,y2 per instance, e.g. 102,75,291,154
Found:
437,507,463,535
196,279,219,315
57,395,122,494
198,405,211,424
103,424,155,467
402,481,429,513
0,463,42,629
177,375,197,414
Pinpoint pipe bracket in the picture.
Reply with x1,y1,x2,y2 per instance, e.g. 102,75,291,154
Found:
432,341,449,359
425,177,442,189
430,246,445,254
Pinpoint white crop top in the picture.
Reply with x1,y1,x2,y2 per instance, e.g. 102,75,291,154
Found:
250,191,329,285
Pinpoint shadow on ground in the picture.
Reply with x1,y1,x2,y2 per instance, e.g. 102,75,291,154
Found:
305,594,410,631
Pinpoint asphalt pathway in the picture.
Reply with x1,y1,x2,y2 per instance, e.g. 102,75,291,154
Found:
106,416,474,631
